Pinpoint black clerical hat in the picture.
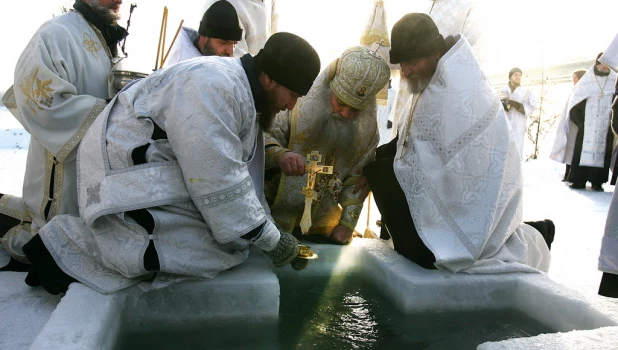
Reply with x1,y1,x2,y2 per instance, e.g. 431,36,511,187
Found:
389,13,444,64
199,0,242,41
255,32,321,96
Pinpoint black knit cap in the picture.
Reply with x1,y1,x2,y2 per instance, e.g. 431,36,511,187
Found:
198,0,242,41
254,32,321,96
389,13,445,64
509,67,522,79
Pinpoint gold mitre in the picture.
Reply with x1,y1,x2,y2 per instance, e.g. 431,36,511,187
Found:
329,46,390,110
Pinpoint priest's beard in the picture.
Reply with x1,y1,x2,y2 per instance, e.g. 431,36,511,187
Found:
200,39,216,56
258,111,275,132
305,112,360,161
594,65,611,77
403,75,431,95
84,0,121,24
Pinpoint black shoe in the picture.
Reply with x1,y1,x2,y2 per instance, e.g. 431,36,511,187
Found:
569,183,586,189
543,219,555,250
592,183,604,192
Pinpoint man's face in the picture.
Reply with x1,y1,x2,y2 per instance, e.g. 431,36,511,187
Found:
596,63,611,75
261,78,300,130
510,72,522,85
84,0,122,23
201,37,237,57
400,53,439,94
329,92,361,120
572,73,580,85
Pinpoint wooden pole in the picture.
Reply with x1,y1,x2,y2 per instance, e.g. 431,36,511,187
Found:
154,6,168,71
160,7,169,69
161,19,185,68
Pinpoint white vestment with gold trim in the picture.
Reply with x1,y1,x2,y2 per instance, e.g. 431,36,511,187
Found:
0,11,111,263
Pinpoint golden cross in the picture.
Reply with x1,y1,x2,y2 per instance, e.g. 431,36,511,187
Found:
300,150,333,233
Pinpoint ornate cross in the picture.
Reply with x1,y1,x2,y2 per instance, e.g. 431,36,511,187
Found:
300,150,333,233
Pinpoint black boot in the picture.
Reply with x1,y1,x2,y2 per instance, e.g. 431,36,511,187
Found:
599,272,618,298
569,182,586,190
525,219,555,250
22,235,77,295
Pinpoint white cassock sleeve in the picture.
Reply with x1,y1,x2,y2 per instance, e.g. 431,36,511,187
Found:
163,73,280,250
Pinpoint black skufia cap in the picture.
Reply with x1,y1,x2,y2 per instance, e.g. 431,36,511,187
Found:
199,0,242,41
389,13,445,64
254,32,321,96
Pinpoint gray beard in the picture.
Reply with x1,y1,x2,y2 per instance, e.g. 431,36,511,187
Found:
405,76,430,95
304,112,360,161
83,0,120,24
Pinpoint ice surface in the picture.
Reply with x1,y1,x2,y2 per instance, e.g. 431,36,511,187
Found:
477,326,618,350
0,272,61,350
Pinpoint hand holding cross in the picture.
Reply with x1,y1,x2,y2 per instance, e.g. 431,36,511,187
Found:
300,150,333,234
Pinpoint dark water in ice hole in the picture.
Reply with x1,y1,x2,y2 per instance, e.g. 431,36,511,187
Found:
116,275,555,350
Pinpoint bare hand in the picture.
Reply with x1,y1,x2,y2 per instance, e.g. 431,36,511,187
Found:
278,152,306,176
353,168,371,200
329,224,353,245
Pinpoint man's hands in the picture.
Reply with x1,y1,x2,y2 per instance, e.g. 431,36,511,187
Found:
278,152,306,176
508,100,524,114
264,231,300,267
329,224,353,245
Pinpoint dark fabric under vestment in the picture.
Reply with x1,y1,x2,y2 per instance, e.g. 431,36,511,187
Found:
599,272,618,298
364,136,555,269
567,100,614,187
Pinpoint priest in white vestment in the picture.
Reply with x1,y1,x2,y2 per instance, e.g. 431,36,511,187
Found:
0,0,128,271
264,46,390,245
202,0,277,58
597,40,618,298
164,0,243,67
20,32,321,295
498,68,536,158
550,53,616,191
364,13,552,274
390,0,481,140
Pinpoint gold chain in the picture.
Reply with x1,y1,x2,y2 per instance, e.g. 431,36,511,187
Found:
400,93,421,155
594,74,610,97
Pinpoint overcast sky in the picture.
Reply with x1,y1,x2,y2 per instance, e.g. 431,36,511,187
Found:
0,0,617,92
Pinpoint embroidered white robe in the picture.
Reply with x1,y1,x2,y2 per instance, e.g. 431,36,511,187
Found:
162,27,202,68
550,66,617,167
394,35,550,274
264,60,378,235
0,11,111,263
38,57,280,293
498,85,536,157
390,0,481,140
